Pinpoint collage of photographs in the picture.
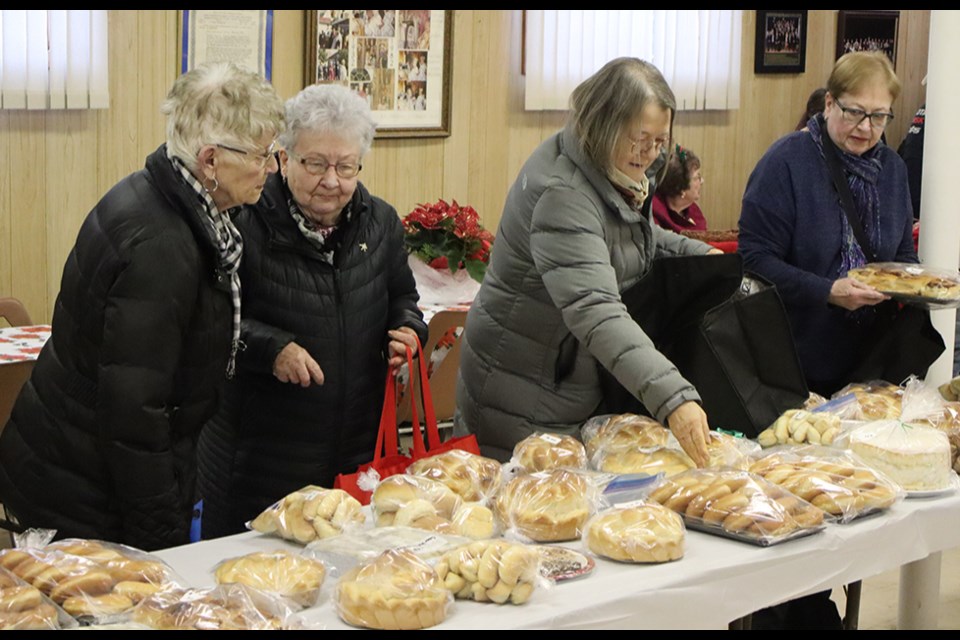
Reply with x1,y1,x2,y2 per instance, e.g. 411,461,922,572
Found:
314,9,432,113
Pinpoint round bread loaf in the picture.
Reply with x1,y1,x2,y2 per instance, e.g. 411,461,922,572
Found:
372,475,463,525
494,469,591,542
585,503,685,563
214,550,327,608
512,432,587,473
582,414,669,460
406,450,503,502
598,447,695,477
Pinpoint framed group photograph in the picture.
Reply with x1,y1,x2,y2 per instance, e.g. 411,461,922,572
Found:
836,10,900,69
755,10,808,74
305,10,453,138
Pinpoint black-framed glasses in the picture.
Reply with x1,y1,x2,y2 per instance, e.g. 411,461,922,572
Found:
292,154,363,179
834,98,894,129
216,141,278,168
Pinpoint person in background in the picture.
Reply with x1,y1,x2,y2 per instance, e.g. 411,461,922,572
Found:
0,63,285,550
651,145,707,232
455,57,721,468
897,78,926,219
196,84,427,539
795,87,827,131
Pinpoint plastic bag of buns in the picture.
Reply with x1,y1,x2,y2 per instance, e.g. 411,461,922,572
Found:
0,537,183,623
582,501,685,564
834,380,904,421
335,549,452,630
306,526,471,575
494,468,599,543
249,486,365,545
0,566,77,630
756,409,844,448
510,431,588,474
434,539,541,605
703,431,761,470
644,468,827,546
371,474,495,538
748,446,903,523
592,445,697,477
405,450,503,503
213,550,328,609
129,583,294,630
580,413,670,462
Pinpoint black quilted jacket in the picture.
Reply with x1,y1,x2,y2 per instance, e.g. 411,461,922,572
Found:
0,145,234,550
196,174,427,538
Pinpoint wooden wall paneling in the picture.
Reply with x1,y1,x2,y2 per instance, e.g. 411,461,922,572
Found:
442,9,475,214
271,10,306,100
11,112,49,322
0,113,12,300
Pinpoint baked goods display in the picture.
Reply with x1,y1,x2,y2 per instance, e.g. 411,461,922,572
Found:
335,549,451,630
850,422,953,492
0,567,69,630
130,583,290,630
306,526,471,567
595,446,696,477
372,475,463,526
908,402,960,474
835,382,903,421
581,413,670,461
646,469,826,545
214,550,327,608
583,503,685,563
748,450,901,522
704,432,759,470
249,486,365,544
406,450,503,502
434,540,539,604
847,262,960,305
512,432,588,473
450,502,497,540
494,469,593,542
757,409,842,448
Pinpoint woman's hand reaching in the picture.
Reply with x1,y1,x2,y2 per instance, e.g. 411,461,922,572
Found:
667,401,711,468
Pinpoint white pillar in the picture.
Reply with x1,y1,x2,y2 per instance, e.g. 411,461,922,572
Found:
916,9,960,387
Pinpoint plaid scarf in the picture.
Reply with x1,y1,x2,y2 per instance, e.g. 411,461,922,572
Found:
807,114,883,277
287,193,353,266
171,157,244,378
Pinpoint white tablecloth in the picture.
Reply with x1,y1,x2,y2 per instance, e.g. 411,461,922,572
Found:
154,492,960,630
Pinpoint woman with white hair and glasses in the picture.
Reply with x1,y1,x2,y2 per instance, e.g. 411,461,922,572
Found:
196,84,427,539
0,62,285,550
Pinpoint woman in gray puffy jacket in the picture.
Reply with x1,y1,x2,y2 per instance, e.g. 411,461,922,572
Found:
455,57,720,465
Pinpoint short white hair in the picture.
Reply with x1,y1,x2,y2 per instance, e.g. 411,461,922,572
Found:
278,84,377,158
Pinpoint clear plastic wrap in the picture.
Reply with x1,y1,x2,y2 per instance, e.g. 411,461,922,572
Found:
334,549,452,630
493,468,598,543
582,502,685,563
370,474,493,538
0,566,77,630
645,469,827,546
756,409,843,448
213,550,328,609
748,446,904,522
911,401,960,473
834,380,904,421
248,486,365,545
847,262,960,309
306,525,471,576
129,583,294,630
705,431,761,470
580,413,670,461
510,432,588,474
434,539,541,604
405,449,503,504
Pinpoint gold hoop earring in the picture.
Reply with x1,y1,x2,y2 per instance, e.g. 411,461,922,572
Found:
204,176,220,194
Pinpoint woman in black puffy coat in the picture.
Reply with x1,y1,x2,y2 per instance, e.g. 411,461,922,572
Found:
197,84,427,539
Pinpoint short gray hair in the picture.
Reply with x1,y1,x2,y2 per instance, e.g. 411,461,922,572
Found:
569,57,676,176
161,62,286,170
278,84,377,158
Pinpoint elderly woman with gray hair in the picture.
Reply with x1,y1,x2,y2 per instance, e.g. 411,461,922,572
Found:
0,62,285,550
196,84,427,539
455,57,720,467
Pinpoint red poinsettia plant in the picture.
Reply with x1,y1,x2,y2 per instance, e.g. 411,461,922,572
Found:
402,199,494,283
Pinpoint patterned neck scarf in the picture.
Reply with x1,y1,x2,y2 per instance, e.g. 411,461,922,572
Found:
807,114,883,276
171,157,244,378
608,168,650,211
286,190,353,266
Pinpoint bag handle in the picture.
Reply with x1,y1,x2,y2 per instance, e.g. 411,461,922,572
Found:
402,334,443,457
821,121,878,263
372,368,400,464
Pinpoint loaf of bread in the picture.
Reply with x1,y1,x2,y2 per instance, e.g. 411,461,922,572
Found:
372,475,463,527
406,450,503,502
581,414,670,461
757,409,842,448
584,503,685,563
705,432,757,470
848,264,960,300
214,550,327,608
249,486,365,544
512,432,587,473
597,447,696,477
434,540,539,604
335,549,450,630
494,469,592,542
834,382,903,421
0,571,63,630
130,584,288,630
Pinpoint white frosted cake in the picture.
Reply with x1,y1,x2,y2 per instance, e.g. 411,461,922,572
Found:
850,423,951,492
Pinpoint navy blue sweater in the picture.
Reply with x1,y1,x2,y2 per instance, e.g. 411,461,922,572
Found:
738,131,916,385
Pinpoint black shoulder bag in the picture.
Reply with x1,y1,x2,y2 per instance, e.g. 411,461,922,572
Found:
821,133,944,385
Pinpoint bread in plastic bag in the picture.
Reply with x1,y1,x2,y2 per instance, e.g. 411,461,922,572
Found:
510,431,588,474
704,431,760,470
757,409,843,448
907,400,960,474
372,474,462,526
582,502,685,563
493,468,597,543
645,468,826,546
213,550,327,609
248,486,365,545
406,449,503,503
834,380,904,421
0,565,76,630
434,539,541,604
129,582,294,630
847,261,960,308
580,413,670,462
335,549,451,630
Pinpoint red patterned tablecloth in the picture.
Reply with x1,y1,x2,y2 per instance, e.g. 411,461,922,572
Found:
0,325,50,364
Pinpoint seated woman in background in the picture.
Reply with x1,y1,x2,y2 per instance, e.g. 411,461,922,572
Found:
651,145,707,232
795,87,827,131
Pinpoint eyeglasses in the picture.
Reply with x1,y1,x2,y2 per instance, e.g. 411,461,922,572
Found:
834,98,894,129
291,155,363,179
627,134,671,156
216,141,278,169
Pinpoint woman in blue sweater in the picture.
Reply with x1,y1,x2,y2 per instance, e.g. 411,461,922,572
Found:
739,51,916,398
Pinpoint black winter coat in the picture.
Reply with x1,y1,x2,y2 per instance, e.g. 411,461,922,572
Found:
196,174,426,538
0,145,234,551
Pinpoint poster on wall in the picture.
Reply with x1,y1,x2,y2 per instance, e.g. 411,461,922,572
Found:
180,10,274,81
305,10,452,138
